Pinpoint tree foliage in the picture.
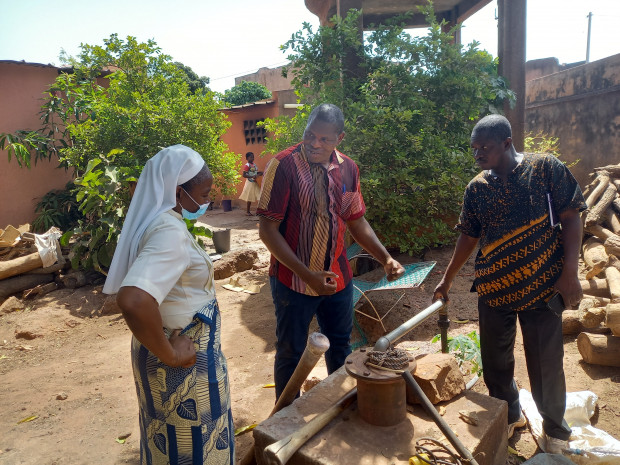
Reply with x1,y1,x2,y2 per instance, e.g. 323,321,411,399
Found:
173,62,210,94
223,80,272,106
262,6,515,254
4,34,238,271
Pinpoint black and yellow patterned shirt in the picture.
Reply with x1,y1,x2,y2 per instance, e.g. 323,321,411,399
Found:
457,153,586,311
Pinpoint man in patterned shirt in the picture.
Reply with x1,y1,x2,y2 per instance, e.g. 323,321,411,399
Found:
433,114,586,453
258,103,404,400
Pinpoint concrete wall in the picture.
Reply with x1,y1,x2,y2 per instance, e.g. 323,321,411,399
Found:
235,66,294,93
219,90,299,205
0,61,74,228
525,53,620,186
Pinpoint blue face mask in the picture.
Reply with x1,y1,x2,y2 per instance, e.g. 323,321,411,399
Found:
180,187,211,220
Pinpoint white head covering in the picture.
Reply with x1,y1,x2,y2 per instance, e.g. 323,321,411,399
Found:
103,144,205,294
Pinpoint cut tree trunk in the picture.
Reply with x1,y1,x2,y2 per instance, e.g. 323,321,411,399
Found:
579,296,611,311
604,267,620,303
582,237,609,279
584,224,616,242
580,278,610,298
562,310,610,335
605,208,620,235
605,234,620,257
563,310,584,335
0,274,54,301
594,164,620,177
577,333,620,367
586,172,610,208
23,282,58,299
606,303,620,336
582,306,606,328
585,184,618,228
609,255,620,273
0,253,43,280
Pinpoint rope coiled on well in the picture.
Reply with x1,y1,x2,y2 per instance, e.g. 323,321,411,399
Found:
365,348,410,371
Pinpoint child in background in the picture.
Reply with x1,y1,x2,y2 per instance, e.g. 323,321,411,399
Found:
239,152,262,215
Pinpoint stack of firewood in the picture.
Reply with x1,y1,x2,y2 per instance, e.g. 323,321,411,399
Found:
569,164,620,367
0,224,101,304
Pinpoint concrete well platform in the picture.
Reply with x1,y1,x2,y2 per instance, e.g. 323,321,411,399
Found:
253,366,508,465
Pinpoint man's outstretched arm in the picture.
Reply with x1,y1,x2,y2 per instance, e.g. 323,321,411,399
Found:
347,216,404,282
433,233,479,302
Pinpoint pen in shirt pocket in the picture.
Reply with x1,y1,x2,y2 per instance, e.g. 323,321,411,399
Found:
342,183,346,194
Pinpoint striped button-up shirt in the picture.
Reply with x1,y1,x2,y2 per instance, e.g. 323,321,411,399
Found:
257,143,365,296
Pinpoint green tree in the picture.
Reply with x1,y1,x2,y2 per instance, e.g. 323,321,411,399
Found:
223,80,272,106
263,7,515,254
2,34,238,271
173,62,210,94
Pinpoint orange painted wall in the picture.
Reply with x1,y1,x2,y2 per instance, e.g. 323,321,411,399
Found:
219,90,298,207
0,62,74,228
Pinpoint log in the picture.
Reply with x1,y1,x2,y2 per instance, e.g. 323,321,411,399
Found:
582,237,609,279
585,184,617,227
580,278,610,298
605,266,620,303
0,252,44,280
613,198,620,215
578,296,611,311
586,171,610,208
582,306,606,328
594,164,620,177
562,310,610,335
24,259,69,275
577,333,620,367
609,255,620,273
584,224,616,241
606,303,620,336
0,274,55,301
563,310,584,335
605,208,620,235
605,234,620,257
23,282,58,299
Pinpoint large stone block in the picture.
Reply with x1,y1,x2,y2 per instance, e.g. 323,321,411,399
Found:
406,352,466,405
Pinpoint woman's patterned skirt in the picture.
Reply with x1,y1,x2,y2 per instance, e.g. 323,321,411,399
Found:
131,299,234,465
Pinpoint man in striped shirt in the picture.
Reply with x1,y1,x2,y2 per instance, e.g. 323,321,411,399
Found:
258,103,404,400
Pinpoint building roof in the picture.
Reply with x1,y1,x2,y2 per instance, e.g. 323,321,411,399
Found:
0,60,59,69
220,100,275,111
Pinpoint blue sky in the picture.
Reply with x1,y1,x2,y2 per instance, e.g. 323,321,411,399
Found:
1,0,618,93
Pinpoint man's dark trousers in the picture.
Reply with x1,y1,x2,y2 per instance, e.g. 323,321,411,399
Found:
270,277,353,400
478,301,572,440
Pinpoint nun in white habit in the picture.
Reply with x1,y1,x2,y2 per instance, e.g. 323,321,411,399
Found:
104,144,234,465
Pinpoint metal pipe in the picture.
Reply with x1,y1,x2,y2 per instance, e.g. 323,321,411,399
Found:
438,305,450,354
374,299,445,351
402,370,480,465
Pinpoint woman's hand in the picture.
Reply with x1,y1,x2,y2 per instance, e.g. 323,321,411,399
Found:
168,330,196,368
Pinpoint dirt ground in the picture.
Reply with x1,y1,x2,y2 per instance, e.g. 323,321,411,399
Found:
1,207,620,465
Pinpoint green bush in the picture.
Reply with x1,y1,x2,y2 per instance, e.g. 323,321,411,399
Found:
32,182,83,233
5,34,239,272
263,6,515,254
